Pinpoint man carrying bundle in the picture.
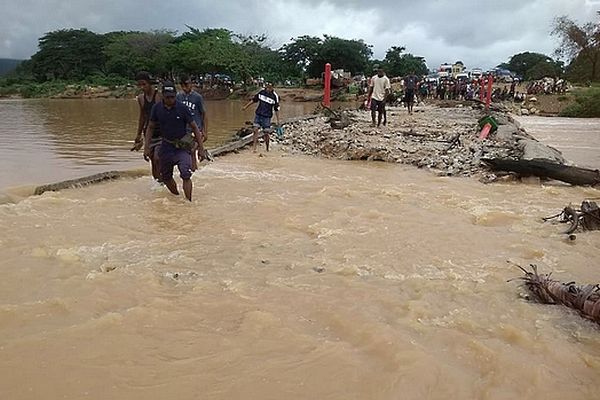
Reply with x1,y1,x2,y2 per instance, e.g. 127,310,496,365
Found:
144,82,206,201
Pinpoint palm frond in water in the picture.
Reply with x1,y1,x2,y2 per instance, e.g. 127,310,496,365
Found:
513,264,600,324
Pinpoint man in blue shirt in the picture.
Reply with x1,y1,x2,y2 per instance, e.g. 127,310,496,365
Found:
177,74,208,170
144,82,205,201
242,82,280,152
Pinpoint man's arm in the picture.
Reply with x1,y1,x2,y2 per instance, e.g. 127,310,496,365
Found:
132,95,145,150
143,120,154,161
190,121,206,160
198,97,208,142
242,99,254,110
144,103,159,161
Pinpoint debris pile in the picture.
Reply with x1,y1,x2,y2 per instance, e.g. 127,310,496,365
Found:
276,105,560,178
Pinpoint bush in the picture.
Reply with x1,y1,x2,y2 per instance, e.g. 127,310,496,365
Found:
559,88,600,118
19,81,67,98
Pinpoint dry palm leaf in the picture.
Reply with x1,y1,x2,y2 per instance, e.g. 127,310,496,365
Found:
512,264,600,324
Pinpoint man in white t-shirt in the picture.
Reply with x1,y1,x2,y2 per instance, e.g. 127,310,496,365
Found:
367,66,392,127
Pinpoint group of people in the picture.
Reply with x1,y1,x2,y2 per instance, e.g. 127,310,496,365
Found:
132,72,280,201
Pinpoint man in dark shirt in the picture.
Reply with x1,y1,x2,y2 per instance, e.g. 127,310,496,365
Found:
144,82,205,201
403,71,419,115
242,83,280,152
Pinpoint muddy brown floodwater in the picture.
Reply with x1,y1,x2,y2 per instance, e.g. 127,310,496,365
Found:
0,100,599,399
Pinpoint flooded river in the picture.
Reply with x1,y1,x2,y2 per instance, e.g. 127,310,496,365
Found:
0,98,316,192
0,101,599,399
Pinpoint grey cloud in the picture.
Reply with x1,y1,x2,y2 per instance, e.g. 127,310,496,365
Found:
1,0,598,72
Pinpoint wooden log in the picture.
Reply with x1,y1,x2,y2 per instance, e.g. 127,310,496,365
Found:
34,171,126,195
483,158,600,186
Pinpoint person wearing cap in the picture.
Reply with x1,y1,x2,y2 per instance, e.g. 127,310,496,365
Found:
132,71,162,181
176,74,208,171
144,81,205,201
367,66,391,127
242,82,280,152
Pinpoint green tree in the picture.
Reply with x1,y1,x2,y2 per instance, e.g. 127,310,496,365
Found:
552,14,600,82
383,46,428,77
504,52,562,80
280,35,322,74
30,29,106,81
311,36,372,77
104,30,175,78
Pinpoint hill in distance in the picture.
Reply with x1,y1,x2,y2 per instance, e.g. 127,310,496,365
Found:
0,59,23,76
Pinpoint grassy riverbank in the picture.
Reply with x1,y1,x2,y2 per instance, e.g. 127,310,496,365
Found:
559,86,600,118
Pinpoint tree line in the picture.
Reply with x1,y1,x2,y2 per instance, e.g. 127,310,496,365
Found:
497,14,599,83
2,13,597,88
6,26,427,85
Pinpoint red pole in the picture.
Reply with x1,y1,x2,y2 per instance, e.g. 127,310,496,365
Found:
324,63,331,108
485,74,494,111
479,78,485,102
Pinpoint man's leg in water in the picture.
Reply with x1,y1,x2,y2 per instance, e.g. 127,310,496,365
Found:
150,144,161,181
382,103,387,126
175,149,194,201
164,178,179,195
160,147,179,196
182,179,192,201
264,130,270,151
252,126,260,152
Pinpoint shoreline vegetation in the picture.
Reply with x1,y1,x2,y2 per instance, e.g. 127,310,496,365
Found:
1,81,599,118
1,22,599,117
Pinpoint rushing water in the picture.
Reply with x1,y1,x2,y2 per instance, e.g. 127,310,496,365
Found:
515,116,600,169
0,101,599,399
0,98,317,192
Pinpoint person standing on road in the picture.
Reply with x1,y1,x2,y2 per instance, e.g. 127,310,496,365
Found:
144,82,205,201
132,71,162,181
403,71,419,115
367,66,391,127
242,83,280,152
177,74,208,171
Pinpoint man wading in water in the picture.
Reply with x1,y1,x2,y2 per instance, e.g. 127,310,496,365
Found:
367,66,391,127
242,82,280,152
177,74,208,171
132,71,162,181
144,82,205,201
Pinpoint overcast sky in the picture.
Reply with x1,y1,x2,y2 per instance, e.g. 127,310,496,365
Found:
2,0,599,70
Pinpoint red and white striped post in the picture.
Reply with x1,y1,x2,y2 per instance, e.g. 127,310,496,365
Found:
323,63,331,108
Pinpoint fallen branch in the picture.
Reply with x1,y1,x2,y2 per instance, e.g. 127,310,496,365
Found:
511,264,600,325
543,200,600,234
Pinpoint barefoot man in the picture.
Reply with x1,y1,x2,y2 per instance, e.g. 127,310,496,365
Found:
132,71,162,181
367,66,391,127
242,83,280,152
144,82,205,201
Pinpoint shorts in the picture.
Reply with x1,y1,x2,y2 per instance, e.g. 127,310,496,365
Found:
370,99,385,112
159,144,193,181
254,114,272,130
405,89,415,104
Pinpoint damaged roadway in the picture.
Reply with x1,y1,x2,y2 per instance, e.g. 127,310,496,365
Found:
274,104,573,184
